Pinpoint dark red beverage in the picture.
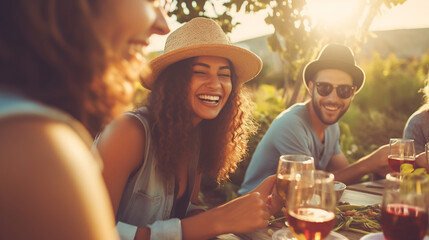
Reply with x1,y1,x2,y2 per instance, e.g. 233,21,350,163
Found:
388,157,416,172
382,204,428,240
287,207,335,240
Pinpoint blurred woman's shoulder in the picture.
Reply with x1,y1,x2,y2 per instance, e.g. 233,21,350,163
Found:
0,92,118,240
0,92,94,147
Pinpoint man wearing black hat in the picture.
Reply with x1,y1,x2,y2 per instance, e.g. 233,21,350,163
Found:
238,44,389,195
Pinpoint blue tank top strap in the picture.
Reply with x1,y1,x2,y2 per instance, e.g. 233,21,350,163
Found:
0,92,93,146
0,92,101,168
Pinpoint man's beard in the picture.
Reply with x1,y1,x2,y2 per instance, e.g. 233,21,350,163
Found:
312,98,349,125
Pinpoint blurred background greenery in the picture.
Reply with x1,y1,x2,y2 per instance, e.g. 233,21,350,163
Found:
134,0,429,207
196,52,429,208
134,51,429,208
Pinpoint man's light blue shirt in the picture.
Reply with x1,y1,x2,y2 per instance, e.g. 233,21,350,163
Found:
238,102,342,195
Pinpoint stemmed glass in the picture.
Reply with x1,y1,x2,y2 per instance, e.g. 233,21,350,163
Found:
276,155,315,203
381,174,429,240
276,154,315,221
388,138,416,172
286,170,337,240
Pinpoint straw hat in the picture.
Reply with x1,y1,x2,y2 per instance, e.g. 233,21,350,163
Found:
144,17,263,89
303,43,365,93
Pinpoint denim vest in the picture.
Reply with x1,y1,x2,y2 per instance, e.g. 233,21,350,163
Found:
115,107,199,227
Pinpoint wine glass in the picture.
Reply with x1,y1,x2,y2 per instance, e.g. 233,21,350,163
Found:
276,155,315,212
388,138,416,172
286,170,337,240
381,174,429,240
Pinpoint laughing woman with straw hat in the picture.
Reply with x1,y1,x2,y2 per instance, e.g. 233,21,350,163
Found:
95,17,281,240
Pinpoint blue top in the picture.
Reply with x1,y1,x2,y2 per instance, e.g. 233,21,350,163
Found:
0,91,95,150
238,102,342,195
0,90,118,240
403,107,429,153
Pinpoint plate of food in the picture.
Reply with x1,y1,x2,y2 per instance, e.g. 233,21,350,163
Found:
334,203,382,234
272,228,348,240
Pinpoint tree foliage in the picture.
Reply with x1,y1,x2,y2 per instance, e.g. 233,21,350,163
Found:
171,0,407,107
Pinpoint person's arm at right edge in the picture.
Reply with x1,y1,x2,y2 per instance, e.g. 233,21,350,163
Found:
0,118,118,240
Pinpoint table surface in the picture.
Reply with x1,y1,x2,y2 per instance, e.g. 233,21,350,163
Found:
216,181,385,240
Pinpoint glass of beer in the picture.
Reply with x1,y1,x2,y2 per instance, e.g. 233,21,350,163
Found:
276,155,315,206
286,170,337,240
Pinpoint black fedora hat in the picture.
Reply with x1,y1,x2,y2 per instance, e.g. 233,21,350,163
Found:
303,44,365,92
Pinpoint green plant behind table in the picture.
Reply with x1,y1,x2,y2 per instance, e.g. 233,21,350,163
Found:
340,52,427,160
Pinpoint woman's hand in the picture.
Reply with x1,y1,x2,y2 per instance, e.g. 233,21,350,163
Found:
212,175,282,234
181,189,272,239
250,175,283,215
180,176,282,239
214,191,271,234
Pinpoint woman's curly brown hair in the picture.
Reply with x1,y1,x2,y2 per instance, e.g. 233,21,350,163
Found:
0,0,139,137
147,57,257,183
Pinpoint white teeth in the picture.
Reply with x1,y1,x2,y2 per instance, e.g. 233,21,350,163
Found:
324,105,339,110
198,94,220,104
198,95,220,101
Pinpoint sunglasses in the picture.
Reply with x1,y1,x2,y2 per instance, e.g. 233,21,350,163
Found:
315,82,355,99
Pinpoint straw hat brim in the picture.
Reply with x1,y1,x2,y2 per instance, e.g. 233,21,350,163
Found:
145,43,263,89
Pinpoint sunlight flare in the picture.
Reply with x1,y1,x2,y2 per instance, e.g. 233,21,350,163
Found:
305,0,363,28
